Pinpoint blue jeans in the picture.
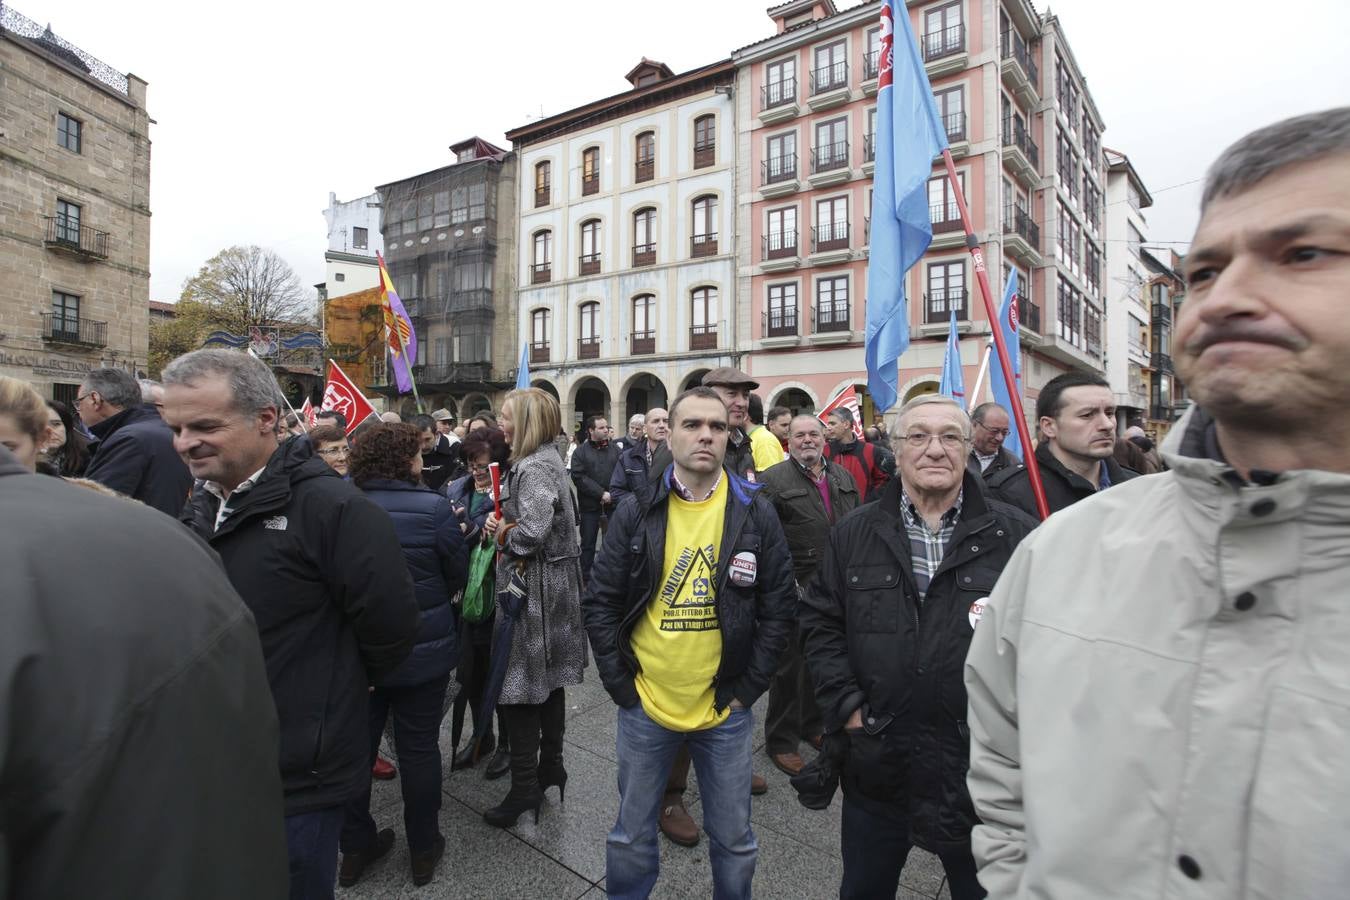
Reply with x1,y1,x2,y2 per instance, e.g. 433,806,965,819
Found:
284,806,344,900
839,797,986,900
608,703,757,900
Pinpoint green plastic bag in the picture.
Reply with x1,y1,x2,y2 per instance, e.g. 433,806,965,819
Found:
461,540,496,624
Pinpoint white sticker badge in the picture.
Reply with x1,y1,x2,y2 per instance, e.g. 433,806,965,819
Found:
729,551,758,587
968,597,989,630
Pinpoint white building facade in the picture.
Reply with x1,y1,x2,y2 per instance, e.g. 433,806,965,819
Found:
505,59,740,428
1103,148,1153,422
322,190,383,298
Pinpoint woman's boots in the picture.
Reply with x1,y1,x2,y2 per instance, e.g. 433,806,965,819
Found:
537,688,568,803
483,705,542,828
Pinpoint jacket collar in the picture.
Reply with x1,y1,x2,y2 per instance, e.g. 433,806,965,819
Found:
88,403,158,441
1034,440,1129,491
202,435,334,537
358,477,431,493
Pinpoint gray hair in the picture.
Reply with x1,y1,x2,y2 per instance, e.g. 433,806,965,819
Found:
1202,107,1350,211
628,413,645,426
895,394,972,439
81,368,142,409
138,379,162,403
825,404,854,426
161,349,286,417
970,401,1007,425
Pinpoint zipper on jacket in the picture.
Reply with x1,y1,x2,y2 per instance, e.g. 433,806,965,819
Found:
710,490,752,711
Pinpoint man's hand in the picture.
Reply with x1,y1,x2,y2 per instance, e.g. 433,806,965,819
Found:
484,512,501,537
601,491,612,505
845,708,864,731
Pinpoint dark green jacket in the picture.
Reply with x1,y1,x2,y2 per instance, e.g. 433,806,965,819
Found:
758,457,860,583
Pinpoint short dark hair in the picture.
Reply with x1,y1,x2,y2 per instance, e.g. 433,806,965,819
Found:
970,402,1007,425
1036,372,1110,421
748,393,765,425
315,408,347,430
1202,107,1350,212
582,414,607,434
349,422,420,487
767,405,791,422
308,424,346,445
410,413,435,433
462,426,510,467
81,368,142,410
826,405,854,427
668,386,726,424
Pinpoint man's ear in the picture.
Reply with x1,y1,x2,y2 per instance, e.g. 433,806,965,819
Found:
257,406,281,436
1038,416,1056,440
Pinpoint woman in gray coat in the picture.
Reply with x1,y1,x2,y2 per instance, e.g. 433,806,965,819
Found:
482,387,586,827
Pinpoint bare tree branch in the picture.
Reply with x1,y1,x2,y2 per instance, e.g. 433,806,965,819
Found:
179,245,313,333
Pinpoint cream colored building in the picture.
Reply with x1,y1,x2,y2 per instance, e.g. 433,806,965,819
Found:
0,8,151,403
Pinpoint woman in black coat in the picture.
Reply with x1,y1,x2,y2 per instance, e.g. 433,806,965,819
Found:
339,423,467,889
442,426,512,778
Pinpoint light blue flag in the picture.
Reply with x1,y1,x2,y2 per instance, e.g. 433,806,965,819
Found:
988,270,1024,460
939,311,965,402
515,343,530,390
865,3,951,414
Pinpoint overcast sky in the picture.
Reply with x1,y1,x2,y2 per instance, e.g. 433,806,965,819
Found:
31,0,1350,301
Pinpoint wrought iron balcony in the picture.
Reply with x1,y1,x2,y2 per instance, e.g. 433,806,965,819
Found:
925,289,968,323
691,232,718,258
411,363,493,386
864,133,875,163
690,324,718,351
577,336,600,360
930,202,963,233
635,158,654,183
581,173,599,196
530,341,550,364
943,111,967,143
763,231,798,261
42,313,107,346
1000,29,1039,88
1002,117,1040,169
1151,351,1174,374
761,77,797,110
534,186,550,208
1020,298,1042,333
579,252,601,276
810,141,850,174
814,301,850,333
762,154,798,185
632,243,656,267
809,60,848,95
811,221,850,253
1003,204,1040,249
631,331,655,355
44,216,109,259
530,262,551,284
694,142,715,169
1152,302,1172,326
862,50,879,81
764,307,799,338
922,24,965,62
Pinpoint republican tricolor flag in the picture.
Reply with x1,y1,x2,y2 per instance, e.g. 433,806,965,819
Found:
377,252,417,395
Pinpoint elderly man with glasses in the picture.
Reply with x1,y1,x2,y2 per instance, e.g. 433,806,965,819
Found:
800,394,1037,900
965,402,1022,481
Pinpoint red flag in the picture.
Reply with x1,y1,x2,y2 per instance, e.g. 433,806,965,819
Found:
818,385,866,441
321,360,375,436
299,398,318,430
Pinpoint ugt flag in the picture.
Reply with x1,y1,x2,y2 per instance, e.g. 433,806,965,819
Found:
939,311,965,402
865,2,950,414
377,252,417,394
988,270,1024,460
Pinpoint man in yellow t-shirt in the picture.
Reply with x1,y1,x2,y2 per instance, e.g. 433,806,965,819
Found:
583,386,797,900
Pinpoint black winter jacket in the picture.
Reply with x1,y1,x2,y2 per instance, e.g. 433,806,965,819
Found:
358,478,467,687
571,439,621,512
1,448,289,898
182,437,419,815
988,440,1139,519
85,404,193,516
757,458,860,583
800,471,1037,852
609,440,670,510
582,466,797,713
965,445,1022,481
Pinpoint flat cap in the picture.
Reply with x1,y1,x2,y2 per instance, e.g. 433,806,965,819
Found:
701,366,759,390
431,408,454,421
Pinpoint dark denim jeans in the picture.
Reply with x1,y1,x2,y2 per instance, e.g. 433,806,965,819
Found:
341,675,449,856
839,797,986,900
579,508,604,582
284,806,344,900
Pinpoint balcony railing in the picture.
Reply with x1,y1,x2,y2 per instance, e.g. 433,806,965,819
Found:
530,341,550,364
863,133,875,163
534,186,550,208
1150,403,1174,421
577,336,600,360
812,221,850,253
691,232,718,258
1151,351,1174,374
763,230,798,260
1152,302,1172,326
1002,204,1040,249
930,201,963,233
582,172,599,196
42,312,107,346
862,50,879,81
764,307,799,338
412,363,492,386
1002,117,1041,169
809,60,848,95
635,158,654,183
632,243,656,267
631,331,655,355
448,288,494,314
579,252,601,276
811,141,850,174
943,111,967,143
925,289,968,323
690,324,718,351
814,301,850,333
44,217,109,259
530,262,552,284
1087,339,1103,359
922,24,965,61
694,142,715,169
1020,298,1041,333
762,153,798,185
1128,336,1148,358
1000,29,1039,87
761,77,797,110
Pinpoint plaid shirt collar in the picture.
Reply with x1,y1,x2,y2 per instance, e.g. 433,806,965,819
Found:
670,467,724,502
899,486,964,602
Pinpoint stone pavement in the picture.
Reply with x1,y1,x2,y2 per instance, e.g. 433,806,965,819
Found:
343,662,953,899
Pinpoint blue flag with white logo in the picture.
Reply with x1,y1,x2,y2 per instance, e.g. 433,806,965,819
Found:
865,2,950,414
988,270,1023,460
939,311,965,402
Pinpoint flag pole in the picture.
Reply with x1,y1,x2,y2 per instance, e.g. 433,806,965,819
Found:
940,149,1049,520
968,342,992,413
389,321,424,415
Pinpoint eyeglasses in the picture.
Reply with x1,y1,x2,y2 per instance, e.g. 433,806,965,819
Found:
899,432,968,451
316,446,350,457
975,422,1011,437
469,464,490,473
74,392,94,405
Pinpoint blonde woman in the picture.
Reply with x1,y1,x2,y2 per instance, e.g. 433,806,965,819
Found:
0,376,53,471
482,388,586,826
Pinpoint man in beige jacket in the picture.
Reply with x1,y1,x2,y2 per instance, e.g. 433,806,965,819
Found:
965,107,1350,898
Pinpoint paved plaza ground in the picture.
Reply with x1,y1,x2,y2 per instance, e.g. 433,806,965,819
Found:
343,661,954,899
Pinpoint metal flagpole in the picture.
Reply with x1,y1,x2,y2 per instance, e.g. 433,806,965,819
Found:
940,149,1050,520
967,342,993,413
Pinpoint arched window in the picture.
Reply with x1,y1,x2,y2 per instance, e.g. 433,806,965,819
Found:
693,115,715,168
635,131,655,182
632,207,656,266
690,287,718,350
534,161,551,208
582,147,600,195
632,294,656,354
531,230,552,283
579,219,601,275
530,308,551,363
578,301,601,359
691,195,718,257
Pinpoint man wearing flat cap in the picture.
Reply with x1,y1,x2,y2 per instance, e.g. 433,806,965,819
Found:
701,367,782,479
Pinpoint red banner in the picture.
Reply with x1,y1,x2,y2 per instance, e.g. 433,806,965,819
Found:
818,385,866,440
321,360,375,435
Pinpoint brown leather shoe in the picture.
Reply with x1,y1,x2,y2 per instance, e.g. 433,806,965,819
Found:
771,752,805,776
338,828,395,887
659,797,700,847
751,772,768,796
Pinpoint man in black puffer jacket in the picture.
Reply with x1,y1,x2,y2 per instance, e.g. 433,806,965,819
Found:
165,349,418,900
801,395,1036,900
571,414,621,581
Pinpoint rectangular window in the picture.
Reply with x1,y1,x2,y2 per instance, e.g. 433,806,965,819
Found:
923,1,964,59
352,226,368,250
813,117,848,172
766,282,798,336
433,190,450,227
934,86,965,142
579,303,599,341
57,112,82,153
694,116,716,168
766,206,797,258
450,187,468,225
815,276,849,332
815,196,848,250
1128,223,1143,258
582,148,600,195
766,131,797,183
864,27,881,79
633,295,655,336
52,290,80,328
812,40,847,93
765,58,796,108
926,173,965,229
926,261,966,322
55,199,81,244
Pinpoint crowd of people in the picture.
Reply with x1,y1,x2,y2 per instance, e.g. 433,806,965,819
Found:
1,108,1347,900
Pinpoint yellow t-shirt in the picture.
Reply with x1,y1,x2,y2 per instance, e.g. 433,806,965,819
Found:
749,425,786,473
631,478,729,732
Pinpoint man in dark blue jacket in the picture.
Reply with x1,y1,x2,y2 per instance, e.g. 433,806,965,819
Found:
583,386,796,899
77,367,192,515
164,349,419,900
571,414,621,581
609,406,669,509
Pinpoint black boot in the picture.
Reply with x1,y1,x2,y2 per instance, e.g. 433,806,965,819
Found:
537,687,568,803
484,728,511,780
452,730,494,771
484,705,543,828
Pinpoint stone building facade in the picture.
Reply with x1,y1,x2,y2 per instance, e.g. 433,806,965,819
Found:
0,8,151,403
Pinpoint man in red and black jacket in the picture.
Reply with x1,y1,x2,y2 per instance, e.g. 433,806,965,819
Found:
823,406,892,503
